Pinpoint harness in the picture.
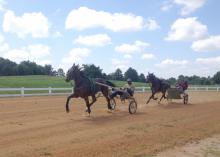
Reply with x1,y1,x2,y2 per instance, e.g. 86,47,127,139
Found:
88,78,97,93
73,76,97,94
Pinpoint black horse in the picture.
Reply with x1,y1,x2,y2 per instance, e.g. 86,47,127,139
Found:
146,73,170,104
65,64,115,115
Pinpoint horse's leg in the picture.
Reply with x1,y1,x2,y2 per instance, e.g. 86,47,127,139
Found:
146,92,155,104
105,95,112,110
100,87,112,110
159,92,166,103
65,93,77,113
152,92,158,100
88,94,97,107
84,97,91,115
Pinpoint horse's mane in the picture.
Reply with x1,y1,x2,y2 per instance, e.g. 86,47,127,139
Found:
70,64,82,72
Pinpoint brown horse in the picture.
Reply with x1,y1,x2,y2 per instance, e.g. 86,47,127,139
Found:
146,73,170,104
65,64,115,115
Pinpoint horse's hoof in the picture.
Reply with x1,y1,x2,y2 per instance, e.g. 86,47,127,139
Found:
66,109,70,113
107,110,113,113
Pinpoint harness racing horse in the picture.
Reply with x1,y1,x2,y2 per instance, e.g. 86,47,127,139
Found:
146,73,170,104
65,64,115,115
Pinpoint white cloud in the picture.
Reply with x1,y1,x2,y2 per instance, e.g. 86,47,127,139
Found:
26,44,50,59
4,49,29,63
145,18,160,31
36,59,52,66
74,34,111,47
62,48,90,64
195,56,220,76
141,53,155,60
165,17,208,41
0,0,6,11
174,0,206,16
3,10,49,38
65,7,145,32
0,33,9,52
111,58,130,71
155,58,188,68
154,58,190,78
161,1,173,11
196,56,220,65
3,44,51,64
192,35,220,52
115,40,150,54
52,31,62,38
161,0,206,16
123,54,132,59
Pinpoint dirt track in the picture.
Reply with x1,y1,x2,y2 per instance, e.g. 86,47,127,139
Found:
0,92,220,157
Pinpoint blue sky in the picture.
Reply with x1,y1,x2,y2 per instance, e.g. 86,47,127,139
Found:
0,0,220,78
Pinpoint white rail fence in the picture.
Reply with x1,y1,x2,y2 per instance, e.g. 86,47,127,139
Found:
0,86,219,97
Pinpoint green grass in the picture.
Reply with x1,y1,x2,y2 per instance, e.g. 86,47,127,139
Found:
0,75,148,88
0,75,70,88
111,80,148,87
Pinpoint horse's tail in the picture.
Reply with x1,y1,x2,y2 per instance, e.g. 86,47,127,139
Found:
106,80,115,87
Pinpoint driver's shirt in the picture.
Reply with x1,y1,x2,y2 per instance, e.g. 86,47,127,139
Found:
123,83,135,91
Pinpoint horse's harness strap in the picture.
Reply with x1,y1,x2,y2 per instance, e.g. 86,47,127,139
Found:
88,78,96,93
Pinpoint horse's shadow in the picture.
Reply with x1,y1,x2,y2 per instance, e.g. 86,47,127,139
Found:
74,111,146,125
158,102,193,109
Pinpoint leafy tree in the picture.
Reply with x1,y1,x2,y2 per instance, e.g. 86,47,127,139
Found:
82,64,103,78
102,72,107,79
178,75,185,82
106,73,114,80
17,61,33,75
139,73,146,82
113,68,123,80
213,71,220,84
44,64,53,75
0,57,17,76
167,77,177,85
57,68,65,77
124,67,139,82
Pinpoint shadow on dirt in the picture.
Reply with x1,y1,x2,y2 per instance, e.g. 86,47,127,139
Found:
158,102,193,109
74,111,146,125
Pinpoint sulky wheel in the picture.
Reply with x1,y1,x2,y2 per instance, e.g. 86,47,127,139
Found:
129,100,137,114
110,98,116,110
183,94,188,104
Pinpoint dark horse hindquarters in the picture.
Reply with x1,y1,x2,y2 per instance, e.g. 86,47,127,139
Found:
65,64,115,115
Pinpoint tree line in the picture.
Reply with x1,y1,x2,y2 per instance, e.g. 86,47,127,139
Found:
0,57,220,85
0,57,65,76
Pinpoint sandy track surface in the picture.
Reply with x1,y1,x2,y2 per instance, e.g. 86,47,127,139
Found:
156,134,220,157
0,92,220,157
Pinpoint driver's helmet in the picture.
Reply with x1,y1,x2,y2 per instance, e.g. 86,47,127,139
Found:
127,78,132,84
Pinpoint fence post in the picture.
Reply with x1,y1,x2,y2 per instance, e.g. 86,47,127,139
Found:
21,87,24,97
142,87,145,92
206,87,208,91
49,87,52,95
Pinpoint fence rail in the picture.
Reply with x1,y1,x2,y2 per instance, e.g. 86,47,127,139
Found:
0,86,219,97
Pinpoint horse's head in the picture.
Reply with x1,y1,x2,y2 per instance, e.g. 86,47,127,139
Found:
146,73,156,83
65,64,82,82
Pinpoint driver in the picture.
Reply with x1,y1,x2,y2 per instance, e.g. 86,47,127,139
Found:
110,78,135,99
176,80,188,94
